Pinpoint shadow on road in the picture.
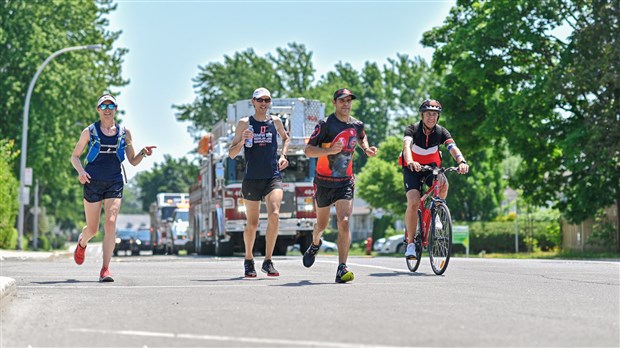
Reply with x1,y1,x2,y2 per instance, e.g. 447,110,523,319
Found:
191,277,259,282
31,279,100,284
272,280,334,287
368,272,433,277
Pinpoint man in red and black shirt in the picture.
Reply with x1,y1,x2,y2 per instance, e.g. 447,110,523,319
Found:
400,99,469,259
303,88,377,283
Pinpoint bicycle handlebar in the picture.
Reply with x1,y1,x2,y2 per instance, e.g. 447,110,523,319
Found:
419,165,459,175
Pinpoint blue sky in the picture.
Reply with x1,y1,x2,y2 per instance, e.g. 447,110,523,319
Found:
107,0,455,179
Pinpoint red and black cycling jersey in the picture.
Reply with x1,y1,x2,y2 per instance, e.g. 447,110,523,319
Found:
399,120,454,167
308,113,366,188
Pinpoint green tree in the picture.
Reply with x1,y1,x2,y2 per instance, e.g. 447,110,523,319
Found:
174,44,318,139
0,140,19,249
357,136,406,215
548,1,620,222
120,179,144,214
421,0,619,223
388,55,439,133
268,42,315,96
135,155,199,211
0,0,128,230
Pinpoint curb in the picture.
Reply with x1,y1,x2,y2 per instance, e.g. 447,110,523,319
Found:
0,276,16,305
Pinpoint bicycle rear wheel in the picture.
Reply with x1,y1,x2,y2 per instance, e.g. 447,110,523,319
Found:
429,203,452,275
406,210,423,272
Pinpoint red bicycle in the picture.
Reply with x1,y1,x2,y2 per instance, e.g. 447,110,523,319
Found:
406,165,458,275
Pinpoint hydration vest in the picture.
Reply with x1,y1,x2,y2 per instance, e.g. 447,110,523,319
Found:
84,122,127,164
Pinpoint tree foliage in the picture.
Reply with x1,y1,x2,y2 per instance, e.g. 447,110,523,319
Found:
0,0,128,229
175,48,286,139
421,0,619,223
267,42,316,96
357,136,406,215
0,140,19,249
135,155,199,212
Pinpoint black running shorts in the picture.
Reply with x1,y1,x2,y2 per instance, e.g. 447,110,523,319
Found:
242,177,283,201
84,179,124,203
314,184,354,208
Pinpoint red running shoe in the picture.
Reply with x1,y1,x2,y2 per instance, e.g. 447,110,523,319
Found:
73,234,86,265
99,267,114,282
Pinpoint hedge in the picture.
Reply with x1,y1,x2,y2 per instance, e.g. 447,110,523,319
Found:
452,220,561,254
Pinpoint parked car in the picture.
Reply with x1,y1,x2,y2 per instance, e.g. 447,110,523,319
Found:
114,229,136,256
133,229,152,255
373,237,386,252
320,239,338,252
165,208,189,254
376,234,407,254
288,238,338,253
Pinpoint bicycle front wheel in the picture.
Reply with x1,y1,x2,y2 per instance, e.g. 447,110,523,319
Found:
429,203,452,275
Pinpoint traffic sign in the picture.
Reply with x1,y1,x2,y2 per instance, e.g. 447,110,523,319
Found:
20,186,30,205
24,167,33,186
453,225,470,256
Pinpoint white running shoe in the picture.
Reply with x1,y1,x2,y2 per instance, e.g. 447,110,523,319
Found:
405,243,417,259
435,215,443,230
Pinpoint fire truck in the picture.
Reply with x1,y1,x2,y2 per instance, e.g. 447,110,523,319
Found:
188,98,325,256
149,192,189,254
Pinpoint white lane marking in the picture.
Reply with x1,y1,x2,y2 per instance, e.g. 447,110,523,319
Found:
20,284,281,289
316,260,407,273
69,328,407,348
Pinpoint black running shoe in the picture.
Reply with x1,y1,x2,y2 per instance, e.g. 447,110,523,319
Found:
335,263,354,283
302,240,322,268
261,259,279,276
244,259,257,278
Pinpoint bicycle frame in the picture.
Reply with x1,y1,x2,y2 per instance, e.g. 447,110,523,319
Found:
418,178,444,248
407,166,451,246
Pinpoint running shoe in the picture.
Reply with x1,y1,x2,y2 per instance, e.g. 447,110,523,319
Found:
73,234,86,265
99,267,114,282
335,263,354,283
405,243,417,259
302,240,322,268
244,259,257,278
261,259,280,276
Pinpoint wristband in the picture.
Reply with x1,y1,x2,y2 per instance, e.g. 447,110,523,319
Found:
140,150,147,158
459,160,467,165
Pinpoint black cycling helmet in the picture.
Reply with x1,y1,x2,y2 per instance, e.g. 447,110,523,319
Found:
419,99,442,113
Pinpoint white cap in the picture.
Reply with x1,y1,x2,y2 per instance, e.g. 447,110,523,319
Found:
97,94,117,106
252,87,271,99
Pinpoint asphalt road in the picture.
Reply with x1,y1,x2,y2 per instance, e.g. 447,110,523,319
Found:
1,247,619,347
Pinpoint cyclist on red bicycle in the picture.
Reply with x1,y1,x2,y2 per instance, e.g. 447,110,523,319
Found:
400,99,469,259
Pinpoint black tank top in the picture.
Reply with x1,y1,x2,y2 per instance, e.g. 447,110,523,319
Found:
244,116,280,180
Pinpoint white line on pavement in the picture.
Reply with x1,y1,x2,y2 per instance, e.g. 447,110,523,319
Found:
69,328,408,348
316,260,407,273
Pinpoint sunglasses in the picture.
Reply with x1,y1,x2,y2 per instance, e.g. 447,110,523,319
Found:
98,104,117,110
254,98,271,103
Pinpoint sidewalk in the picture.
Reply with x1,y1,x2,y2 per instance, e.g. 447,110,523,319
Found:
1,247,74,304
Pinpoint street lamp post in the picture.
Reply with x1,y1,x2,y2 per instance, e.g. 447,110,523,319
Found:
17,44,103,250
